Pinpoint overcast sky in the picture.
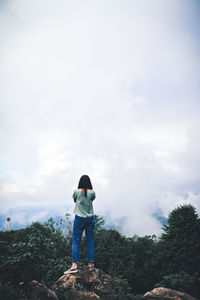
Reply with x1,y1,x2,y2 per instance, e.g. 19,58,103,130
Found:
0,0,200,236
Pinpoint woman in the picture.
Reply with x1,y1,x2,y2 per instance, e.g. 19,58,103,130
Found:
64,175,96,274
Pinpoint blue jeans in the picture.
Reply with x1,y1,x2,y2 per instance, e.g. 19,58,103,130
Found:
72,215,95,263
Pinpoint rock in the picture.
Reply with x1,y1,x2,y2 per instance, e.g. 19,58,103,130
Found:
51,266,116,299
28,280,59,300
143,287,196,300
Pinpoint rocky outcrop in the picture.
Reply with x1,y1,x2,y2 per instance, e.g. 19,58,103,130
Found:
27,280,59,300
25,272,197,300
143,287,196,300
51,266,116,299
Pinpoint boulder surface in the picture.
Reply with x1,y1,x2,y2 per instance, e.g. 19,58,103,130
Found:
27,280,59,300
51,266,116,299
143,287,196,300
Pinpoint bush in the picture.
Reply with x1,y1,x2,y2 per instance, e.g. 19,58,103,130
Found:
0,282,22,300
0,221,71,285
155,272,197,297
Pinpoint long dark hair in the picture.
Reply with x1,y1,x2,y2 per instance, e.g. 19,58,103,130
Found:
78,175,93,197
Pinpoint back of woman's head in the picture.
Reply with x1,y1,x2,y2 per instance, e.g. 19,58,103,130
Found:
78,175,93,196
78,175,93,189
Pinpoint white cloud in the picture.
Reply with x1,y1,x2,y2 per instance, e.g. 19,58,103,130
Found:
159,191,200,219
0,0,200,236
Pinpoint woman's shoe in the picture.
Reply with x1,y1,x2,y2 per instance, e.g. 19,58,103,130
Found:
64,267,78,274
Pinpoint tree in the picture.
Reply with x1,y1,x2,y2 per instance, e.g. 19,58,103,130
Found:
94,229,135,279
157,204,200,297
160,204,200,274
94,215,105,233
155,272,197,296
126,235,159,294
0,221,72,292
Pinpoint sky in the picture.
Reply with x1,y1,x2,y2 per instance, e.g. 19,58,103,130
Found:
0,0,200,236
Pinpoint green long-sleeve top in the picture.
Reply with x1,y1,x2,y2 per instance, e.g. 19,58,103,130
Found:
73,189,96,217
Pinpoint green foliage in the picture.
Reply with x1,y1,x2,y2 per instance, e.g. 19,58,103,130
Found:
0,281,22,300
159,204,200,276
41,257,72,286
112,276,137,300
155,272,197,296
45,213,73,241
167,204,198,228
0,205,200,299
0,220,72,300
94,214,105,233
126,235,160,294
94,229,135,278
